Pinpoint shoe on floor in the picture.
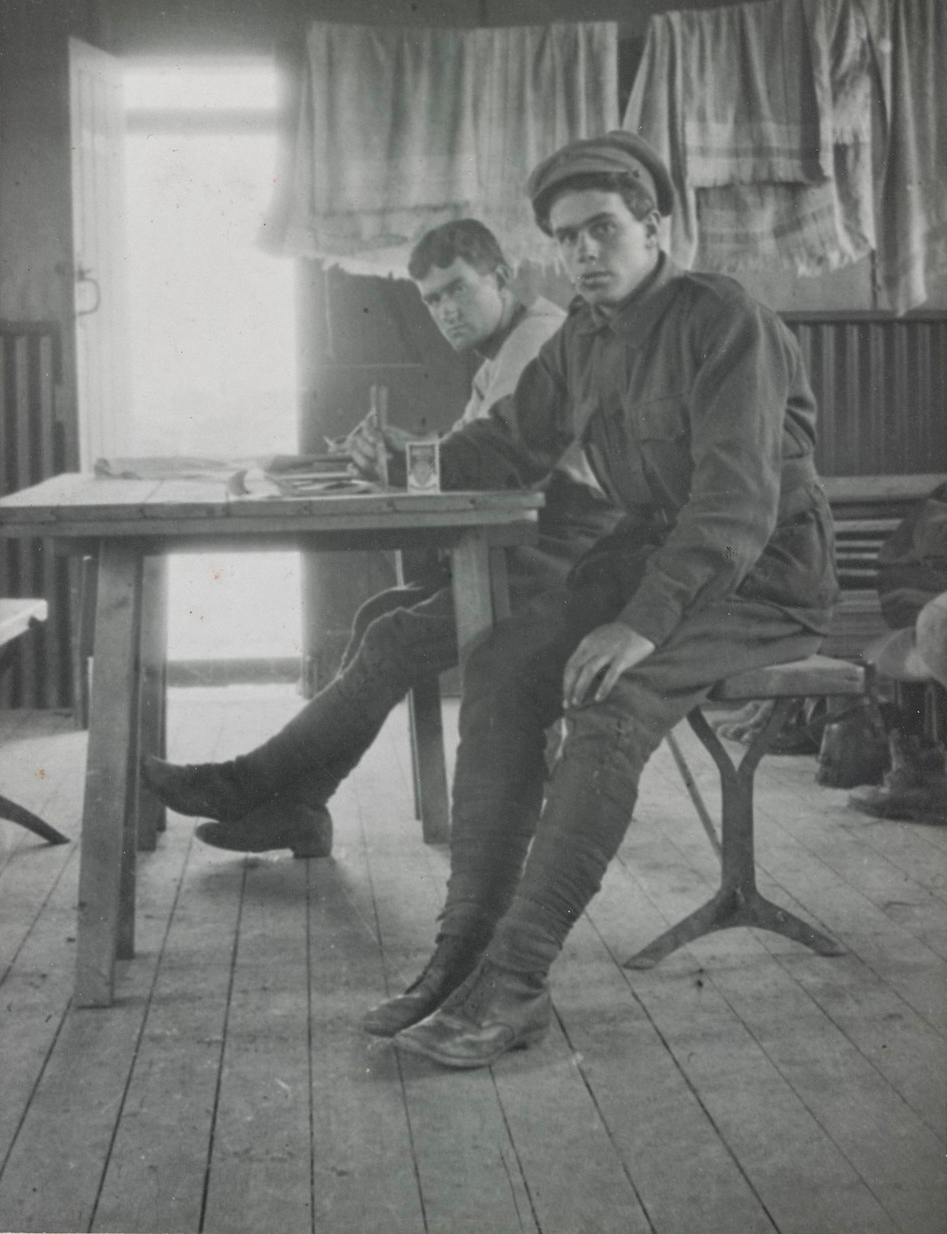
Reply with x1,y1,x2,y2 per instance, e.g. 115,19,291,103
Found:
848,779,947,823
141,755,250,822
362,935,485,1037
847,735,947,824
392,960,550,1069
195,799,333,857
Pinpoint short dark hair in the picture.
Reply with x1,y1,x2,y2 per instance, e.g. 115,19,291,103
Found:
408,219,508,281
535,173,656,235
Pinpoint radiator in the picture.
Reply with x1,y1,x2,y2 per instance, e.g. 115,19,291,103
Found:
0,323,72,707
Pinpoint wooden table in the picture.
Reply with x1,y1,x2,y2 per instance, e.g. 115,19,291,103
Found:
0,473,541,1006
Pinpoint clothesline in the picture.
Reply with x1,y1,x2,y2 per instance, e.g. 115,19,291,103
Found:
622,0,945,313
261,20,617,275
261,3,945,312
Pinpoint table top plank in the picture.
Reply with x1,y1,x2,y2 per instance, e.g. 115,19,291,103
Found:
137,478,233,520
0,474,543,541
2,475,165,524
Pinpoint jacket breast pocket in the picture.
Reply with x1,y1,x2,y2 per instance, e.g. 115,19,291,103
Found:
633,392,689,443
628,394,692,506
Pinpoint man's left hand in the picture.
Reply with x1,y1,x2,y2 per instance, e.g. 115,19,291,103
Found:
563,623,656,709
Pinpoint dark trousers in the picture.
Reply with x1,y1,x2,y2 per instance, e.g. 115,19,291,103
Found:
439,579,823,972
231,579,456,805
228,497,620,808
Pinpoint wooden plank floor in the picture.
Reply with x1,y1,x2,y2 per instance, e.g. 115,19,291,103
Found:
0,687,944,1234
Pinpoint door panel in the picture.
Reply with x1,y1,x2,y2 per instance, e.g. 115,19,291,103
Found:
69,37,130,465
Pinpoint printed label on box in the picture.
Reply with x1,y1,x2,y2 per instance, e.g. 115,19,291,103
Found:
406,439,441,493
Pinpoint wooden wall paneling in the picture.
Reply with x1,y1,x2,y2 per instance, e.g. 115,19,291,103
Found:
36,333,65,704
841,323,859,468
785,314,947,477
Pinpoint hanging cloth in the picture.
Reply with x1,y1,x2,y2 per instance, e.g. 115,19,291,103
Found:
623,0,874,277
261,21,617,274
861,0,947,314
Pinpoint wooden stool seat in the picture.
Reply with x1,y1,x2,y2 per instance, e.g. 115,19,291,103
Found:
625,654,868,970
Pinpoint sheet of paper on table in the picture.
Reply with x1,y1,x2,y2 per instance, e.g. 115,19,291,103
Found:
228,466,379,499
94,454,379,497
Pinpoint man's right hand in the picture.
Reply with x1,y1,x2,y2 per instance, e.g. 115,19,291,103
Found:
345,415,412,483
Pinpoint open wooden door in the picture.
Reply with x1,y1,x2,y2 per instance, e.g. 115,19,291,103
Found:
68,37,131,466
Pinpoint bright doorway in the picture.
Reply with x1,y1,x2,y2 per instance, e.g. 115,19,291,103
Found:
123,58,302,673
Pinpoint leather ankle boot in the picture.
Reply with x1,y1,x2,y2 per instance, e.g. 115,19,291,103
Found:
362,935,484,1037
142,755,254,822
848,734,947,823
195,800,333,857
393,959,550,1069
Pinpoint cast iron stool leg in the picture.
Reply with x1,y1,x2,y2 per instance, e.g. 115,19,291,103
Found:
625,698,844,970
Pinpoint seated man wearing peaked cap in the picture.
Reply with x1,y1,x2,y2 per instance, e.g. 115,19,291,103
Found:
143,219,619,855
358,132,839,1067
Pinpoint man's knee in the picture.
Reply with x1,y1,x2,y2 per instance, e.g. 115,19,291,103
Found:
557,699,655,797
358,596,457,674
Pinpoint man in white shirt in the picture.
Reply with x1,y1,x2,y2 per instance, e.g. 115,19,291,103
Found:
144,219,617,861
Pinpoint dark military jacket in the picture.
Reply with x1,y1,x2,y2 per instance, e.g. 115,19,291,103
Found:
438,254,838,646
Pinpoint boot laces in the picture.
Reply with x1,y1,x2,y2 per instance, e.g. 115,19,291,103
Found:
404,937,473,996
450,960,501,1019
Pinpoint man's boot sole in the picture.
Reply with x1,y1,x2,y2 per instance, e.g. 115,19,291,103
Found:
393,1023,548,1068
195,815,332,858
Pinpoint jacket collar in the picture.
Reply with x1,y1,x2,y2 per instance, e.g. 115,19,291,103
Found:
474,300,527,361
574,252,683,342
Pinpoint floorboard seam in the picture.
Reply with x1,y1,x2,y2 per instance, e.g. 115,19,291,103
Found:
0,841,78,986
709,977,932,1234
88,826,200,1233
198,858,249,1234
550,1003,658,1234
353,768,430,1234
0,991,71,1185
489,1068,543,1234
586,913,783,1234
621,804,945,1031
612,838,944,1098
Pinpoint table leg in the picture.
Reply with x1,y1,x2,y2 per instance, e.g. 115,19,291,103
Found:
407,674,450,843
75,542,143,1008
138,555,168,851
70,552,98,730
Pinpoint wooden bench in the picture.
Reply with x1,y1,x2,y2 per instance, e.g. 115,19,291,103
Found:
0,599,70,846
820,473,943,659
625,654,867,969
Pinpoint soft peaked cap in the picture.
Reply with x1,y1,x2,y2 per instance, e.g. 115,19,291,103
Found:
527,132,675,231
